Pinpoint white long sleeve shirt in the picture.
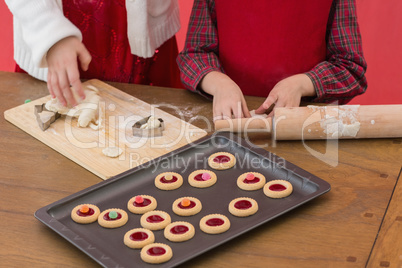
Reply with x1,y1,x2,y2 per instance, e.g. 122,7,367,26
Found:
5,0,180,81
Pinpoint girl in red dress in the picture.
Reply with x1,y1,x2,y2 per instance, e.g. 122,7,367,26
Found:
7,0,182,106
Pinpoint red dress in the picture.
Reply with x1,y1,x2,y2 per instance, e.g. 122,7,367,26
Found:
17,0,182,89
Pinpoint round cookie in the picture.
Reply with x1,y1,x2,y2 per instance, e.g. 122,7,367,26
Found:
124,228,155,249
208,152,236,170
199,214,231,234
263,180,293,198
71,204,100,224
98,208,128,228
155,172,183,190
164,221,195,242
140,243,173,264
172,197,202,216
188,170,217,188
127,195,157,214
140,210,171,230
228,197,258,217
237,172,266,191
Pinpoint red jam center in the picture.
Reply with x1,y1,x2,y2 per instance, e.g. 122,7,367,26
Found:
170,225,189,235
130,232,148,241
243,177,261,184
178,201,196,209
194,173,204,181
160,176,178,183
206,218,224,227
146,215,164,223
103,212,122,221
234,200,252,210
134,198,152,207
76,208,95,217
269,183,287,191
213,155,230,163
147,247,166,256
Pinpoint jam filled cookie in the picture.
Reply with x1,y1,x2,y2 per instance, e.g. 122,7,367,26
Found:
127,195,157,214
140,243,173,264
71,204,100,224
155,172,183,190
164,221,195,242
140,210,171,230
263,180,293,198
188,170,217,188
228,197,258,217
199,214,231,234
208,152,236,170
172,197,202,216
98,208,128,228
237,172,266,191
124,228,155,249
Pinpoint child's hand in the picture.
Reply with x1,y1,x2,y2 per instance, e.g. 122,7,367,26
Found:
46,36,92,106
255,74,316,116
200,71,251,121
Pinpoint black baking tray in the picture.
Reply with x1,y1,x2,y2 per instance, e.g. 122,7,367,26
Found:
35,133,331,267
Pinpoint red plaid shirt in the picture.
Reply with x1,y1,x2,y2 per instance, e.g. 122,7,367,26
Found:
177,0,367,104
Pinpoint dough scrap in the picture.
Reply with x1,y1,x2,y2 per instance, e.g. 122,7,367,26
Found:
140,116,161,129
45,85,102,129
249,110,268,118
102,147,123,158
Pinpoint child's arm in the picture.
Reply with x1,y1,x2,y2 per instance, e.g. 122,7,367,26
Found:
46,37,91,107
304,0,367,104
177,0,250,120
200,71,250,120
5,0,85,106
255,74,316,116
256,0,367,114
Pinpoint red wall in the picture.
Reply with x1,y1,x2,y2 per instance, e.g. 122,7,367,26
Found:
1,0,401,104
0,0,14,72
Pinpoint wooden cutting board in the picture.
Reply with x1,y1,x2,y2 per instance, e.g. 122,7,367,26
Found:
4,79,208,180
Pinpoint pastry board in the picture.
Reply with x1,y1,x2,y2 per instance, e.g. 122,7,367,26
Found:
35,133,331,268
4,79,207,179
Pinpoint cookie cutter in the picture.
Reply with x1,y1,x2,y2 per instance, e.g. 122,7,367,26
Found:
34,103,61,131
132,115,165,137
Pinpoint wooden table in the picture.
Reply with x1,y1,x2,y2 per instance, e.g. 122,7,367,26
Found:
1,71,401,268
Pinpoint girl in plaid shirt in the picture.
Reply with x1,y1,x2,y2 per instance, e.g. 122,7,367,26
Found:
178,0,367,120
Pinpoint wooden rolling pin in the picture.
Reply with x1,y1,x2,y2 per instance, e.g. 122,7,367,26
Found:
214,105,402,140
